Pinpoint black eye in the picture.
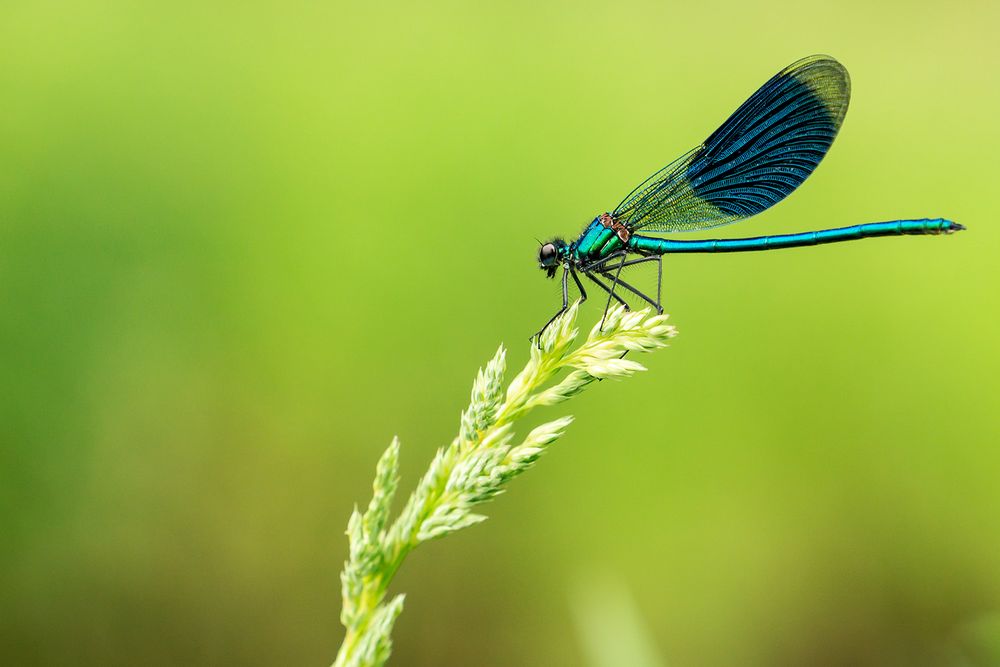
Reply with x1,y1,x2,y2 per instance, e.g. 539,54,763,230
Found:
539,243,556,262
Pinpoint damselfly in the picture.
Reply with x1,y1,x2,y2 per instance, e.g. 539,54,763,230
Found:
535,55,962,336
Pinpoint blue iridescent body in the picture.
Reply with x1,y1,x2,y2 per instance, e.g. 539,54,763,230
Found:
535,55,963,335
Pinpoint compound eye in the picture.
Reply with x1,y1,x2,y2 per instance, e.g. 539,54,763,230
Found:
539,243,557,262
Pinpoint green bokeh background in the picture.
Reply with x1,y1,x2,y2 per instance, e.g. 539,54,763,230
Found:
2,0,998,665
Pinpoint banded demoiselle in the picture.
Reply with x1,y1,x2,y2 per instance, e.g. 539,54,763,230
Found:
535,55,963,336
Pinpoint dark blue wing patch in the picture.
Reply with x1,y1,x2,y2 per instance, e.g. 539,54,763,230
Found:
614,55,850,233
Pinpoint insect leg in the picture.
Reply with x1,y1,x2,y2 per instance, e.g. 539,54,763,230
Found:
597,255,664,313
579,250,627,274
584,272,628,309
569,266,587,303
600,253,629,331
600,273,659,311
532,264,571,342
656,255,663,314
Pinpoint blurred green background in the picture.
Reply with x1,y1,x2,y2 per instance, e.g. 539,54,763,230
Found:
2,0,998,665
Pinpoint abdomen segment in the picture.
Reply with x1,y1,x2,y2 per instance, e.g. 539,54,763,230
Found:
628,219,963,254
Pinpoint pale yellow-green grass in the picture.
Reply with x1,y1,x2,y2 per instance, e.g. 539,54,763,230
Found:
332,303,677,667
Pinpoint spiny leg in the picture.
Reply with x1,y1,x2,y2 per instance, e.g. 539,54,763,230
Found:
656,255,663,313
584,272,629,309
597,255,664,314
579,251,630,313
533,264,570,342
600,253,629,331
599,272,659,311
579,250,627,274
581,251,660,315
569,266,588,304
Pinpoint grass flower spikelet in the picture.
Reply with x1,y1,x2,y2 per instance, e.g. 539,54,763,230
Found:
332,304,676,667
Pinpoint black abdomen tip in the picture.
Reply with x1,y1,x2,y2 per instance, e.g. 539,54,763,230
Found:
947,220,966,233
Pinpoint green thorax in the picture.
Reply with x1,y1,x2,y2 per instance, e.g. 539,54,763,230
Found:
571,216,627,262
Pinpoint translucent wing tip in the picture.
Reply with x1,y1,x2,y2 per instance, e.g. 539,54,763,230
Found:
613,55,854,235
783,54,851,124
